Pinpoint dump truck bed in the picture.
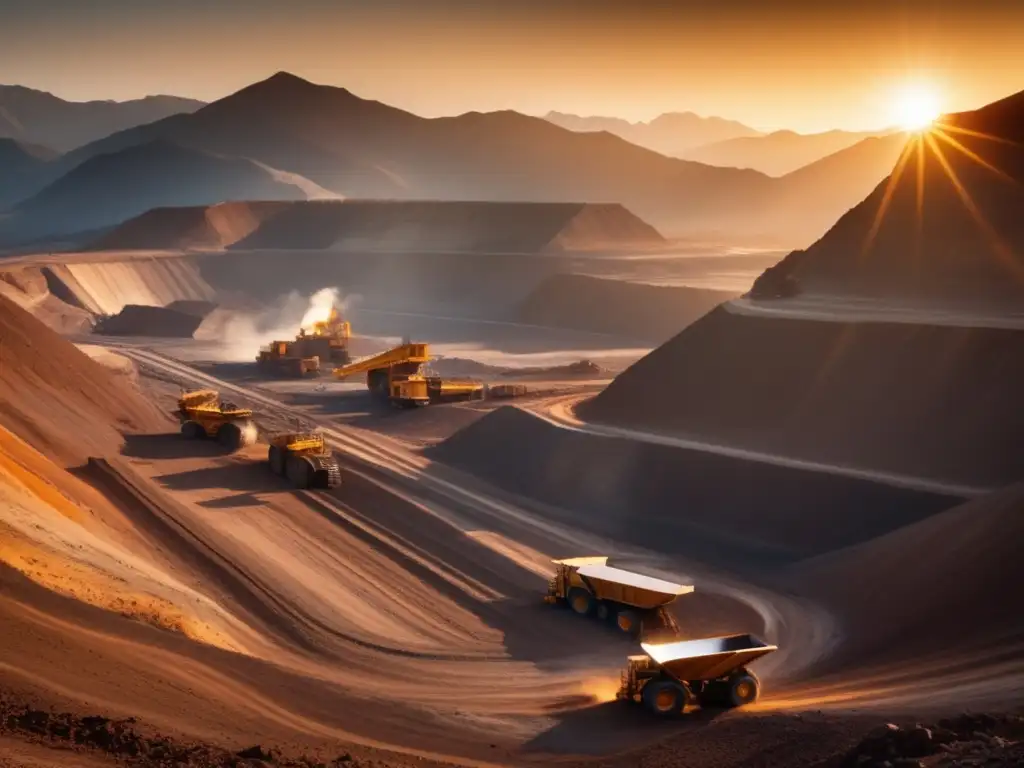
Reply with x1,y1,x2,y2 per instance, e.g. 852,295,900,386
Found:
641,634,777,682
551,556,693,609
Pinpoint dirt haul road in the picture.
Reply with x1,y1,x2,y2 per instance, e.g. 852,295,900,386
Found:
2,343,1003,766
534,394,991,498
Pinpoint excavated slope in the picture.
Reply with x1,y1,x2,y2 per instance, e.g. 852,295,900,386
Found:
516,273,736,341
0,293,168,464
0,266,94,333
791,482,1024,665
756,89,1024,303
429,406,958,566
581,306,1024,488
90,201,291,251
51,254,216,315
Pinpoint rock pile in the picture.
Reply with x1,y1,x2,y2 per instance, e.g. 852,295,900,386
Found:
841,714,1024,767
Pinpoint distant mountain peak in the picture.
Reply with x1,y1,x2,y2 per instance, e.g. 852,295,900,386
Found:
265,71,315,87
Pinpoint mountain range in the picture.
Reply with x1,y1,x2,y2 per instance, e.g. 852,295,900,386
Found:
0,138,59,207
0,84,205,152
6,140,315,245
685,128,896,176
0,73,914,248
544,110,761,157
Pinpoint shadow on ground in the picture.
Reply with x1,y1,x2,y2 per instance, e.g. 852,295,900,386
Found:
523,699,727,755
121,433,239,460
154,461,285,494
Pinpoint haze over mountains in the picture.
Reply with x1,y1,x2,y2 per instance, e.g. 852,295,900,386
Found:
0,138,59,207
545,111,894,175
0,72,918,249
543,110,761,157
0,84,205,151
584,88,1024,489
10,141,313,243
686,128,896,176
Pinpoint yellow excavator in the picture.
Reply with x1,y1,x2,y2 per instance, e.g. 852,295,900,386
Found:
332,342,483,408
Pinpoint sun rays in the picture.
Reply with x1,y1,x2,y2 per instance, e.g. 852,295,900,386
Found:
861,114,1020,282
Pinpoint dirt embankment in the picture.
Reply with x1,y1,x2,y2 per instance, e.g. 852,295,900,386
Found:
0,266,95,334
0,293,168,463
428,406,960,567
581,306,1024,488
89,201,292,252
789,482,1024,669
94,304,208,338
516,273,736,342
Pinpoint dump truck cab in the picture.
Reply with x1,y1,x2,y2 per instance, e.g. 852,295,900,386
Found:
618,634,777,717
546,556,693,638
177,389,257,451
267,431,341,489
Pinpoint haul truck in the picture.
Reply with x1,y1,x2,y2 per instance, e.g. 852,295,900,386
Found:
177,389,258,451
267,431,341,489
618,633,777,717
545,556,693,637
332,342,484,407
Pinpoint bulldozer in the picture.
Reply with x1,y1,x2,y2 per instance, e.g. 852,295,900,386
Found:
302,306,352,364
617,634,777,717
255,341,321,378
332,342,484,408
545,556,693,638
177,389,258,451
267,431,342,489
256,307,352,378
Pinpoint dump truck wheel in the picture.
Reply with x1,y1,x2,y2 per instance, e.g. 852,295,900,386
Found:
567,588,594,616
724,672,759,708
642,679,690,717
269,446,285,475
616,609,639,635
286,455,312,489
216,423,243,451
181,421,203,439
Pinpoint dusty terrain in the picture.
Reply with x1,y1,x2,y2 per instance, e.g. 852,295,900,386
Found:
2,325,1018,768
2,113,1022,767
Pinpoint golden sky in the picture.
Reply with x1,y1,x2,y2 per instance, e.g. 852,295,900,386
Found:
3,0,1023,132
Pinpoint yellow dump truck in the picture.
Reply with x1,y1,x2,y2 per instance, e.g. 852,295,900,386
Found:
332,342,484,407
617,634,777,717
177,389,258,451
267,431,342,489
545,556,693,637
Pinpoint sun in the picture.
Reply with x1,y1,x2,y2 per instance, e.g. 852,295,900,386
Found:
892,82,942,132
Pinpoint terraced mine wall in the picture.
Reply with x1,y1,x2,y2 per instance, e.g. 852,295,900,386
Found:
582,306,1024,489
429,406,962,569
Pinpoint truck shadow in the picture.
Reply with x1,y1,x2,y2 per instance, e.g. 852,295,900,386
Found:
522,699,728,755
153,462,286,494
122,433,236,460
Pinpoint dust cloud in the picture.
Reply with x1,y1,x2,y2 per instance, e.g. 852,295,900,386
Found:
195,287,361,362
